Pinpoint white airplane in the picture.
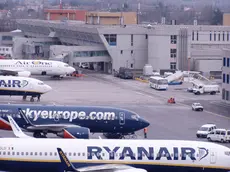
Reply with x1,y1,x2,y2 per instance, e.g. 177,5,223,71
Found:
0,59,76,78
0,75,52,102
3,115,230,172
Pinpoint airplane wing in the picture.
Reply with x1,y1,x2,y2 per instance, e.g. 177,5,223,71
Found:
57,148,147,172
7,116,34,138
0,69,20,76
0,69,31,77
18,108,81,132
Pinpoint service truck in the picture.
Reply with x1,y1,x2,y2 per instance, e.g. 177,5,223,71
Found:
193,84,220,95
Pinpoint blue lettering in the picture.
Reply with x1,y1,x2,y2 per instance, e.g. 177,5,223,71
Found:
119,147,135,160
173,147,179,160
137,147,154,160
87,146,102,160
155,147,172,160
0,80,7,87
0,80,21,87
181,147,196,160
86,146,198,161
12,80,21,87
103,146,120,160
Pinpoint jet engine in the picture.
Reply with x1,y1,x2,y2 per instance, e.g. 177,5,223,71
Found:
17,71,31,77
56,127,90,139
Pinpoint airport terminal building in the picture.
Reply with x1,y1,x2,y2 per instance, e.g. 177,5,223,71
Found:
15,19,230,75
222,49,230,103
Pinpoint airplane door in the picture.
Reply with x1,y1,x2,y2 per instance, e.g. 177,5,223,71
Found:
210,150,217,164
119,112,125,125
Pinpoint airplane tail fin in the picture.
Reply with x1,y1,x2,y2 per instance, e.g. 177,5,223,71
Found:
18,108,35,126
57,148,78,172
7,116,33,138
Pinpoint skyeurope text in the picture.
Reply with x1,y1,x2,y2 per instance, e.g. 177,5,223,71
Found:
22,108,116,122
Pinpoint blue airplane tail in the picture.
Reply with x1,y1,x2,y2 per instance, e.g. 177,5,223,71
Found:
18,108,35,126
57,148,78,172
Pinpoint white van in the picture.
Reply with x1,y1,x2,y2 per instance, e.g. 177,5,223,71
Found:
207,129,230,143
196,124,217,138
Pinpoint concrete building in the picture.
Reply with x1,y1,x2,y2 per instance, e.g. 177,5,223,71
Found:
15,19,230,75
85,12,137,25
223,13,230,26
0,31,23,58
44,9,87,21
222,49,230,103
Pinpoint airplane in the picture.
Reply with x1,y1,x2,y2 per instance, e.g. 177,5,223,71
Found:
0,59,76,79
5,117,230,172
0,75,52,102
0,104,150,139
0,137,230,172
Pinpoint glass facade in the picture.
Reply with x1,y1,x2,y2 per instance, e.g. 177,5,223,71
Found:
2,36,12,41
104,34,117,46
73,50,109,57
222,56,230,102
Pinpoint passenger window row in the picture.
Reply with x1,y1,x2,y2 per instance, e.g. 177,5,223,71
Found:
0,151,197,158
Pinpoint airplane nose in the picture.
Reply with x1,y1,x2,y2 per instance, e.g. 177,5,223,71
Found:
69,67,76,73
44,85,52,92
140,118,150,129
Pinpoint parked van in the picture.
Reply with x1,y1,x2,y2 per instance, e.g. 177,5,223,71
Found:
207,129,230,143
196,124,217,138
118,67,133,79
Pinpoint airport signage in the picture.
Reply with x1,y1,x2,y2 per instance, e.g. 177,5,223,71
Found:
21,108,116,122
15,61,52,65
87,146,209,161
0,80,28,88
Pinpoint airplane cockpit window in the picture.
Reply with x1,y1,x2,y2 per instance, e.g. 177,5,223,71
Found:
131,114,140,120
38,82,44,85
64,64,69,67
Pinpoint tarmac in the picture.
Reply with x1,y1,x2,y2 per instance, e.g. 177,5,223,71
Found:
0,73,229,148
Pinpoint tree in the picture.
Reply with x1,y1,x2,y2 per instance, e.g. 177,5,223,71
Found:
211,8,223,25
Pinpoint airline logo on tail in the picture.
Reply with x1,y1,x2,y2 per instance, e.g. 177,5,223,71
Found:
0,80,28,88
59,150,71,167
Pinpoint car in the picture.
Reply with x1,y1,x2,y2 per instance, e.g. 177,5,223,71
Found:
196,124,217,138
207,128,230,143
79,63,89,69
187,87,194,92
192,103,204,111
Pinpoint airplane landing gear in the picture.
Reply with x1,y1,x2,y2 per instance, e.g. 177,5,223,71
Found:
30,95,41,102
103,133,137,139
33,132,47,138
51,75,63,80
30,97,34,102
22,95,27,101
37,95,41,102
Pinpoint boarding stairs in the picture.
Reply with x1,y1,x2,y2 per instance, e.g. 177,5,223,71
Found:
188,73,217,85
